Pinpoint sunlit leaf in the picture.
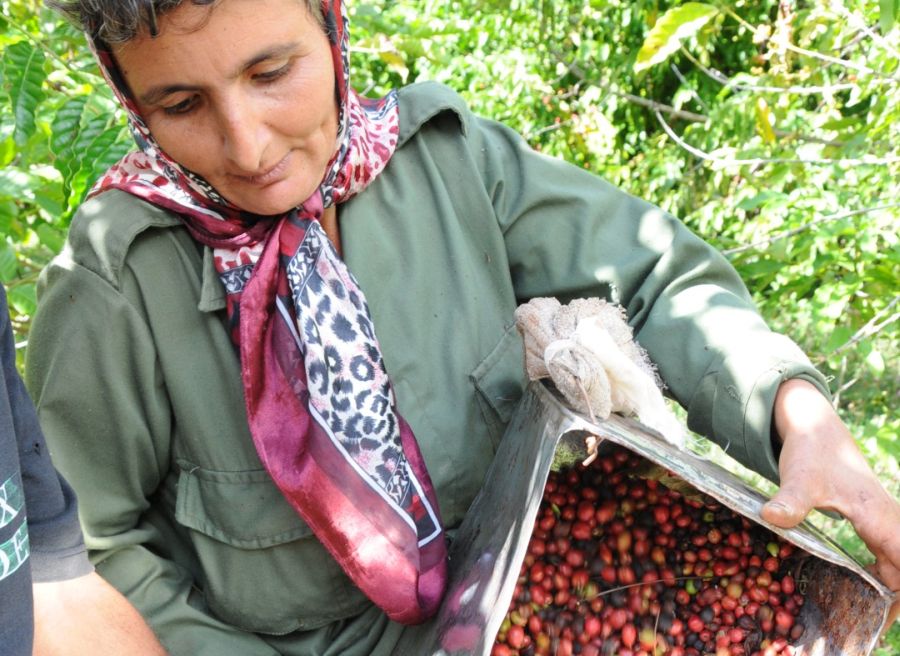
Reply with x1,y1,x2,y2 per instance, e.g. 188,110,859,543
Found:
825,326,853,353
754,97,776,144
865,349,885,376
879,0,898,34
634,3,719,73
0,135,14,166
0,168,37,199
737,190,787,211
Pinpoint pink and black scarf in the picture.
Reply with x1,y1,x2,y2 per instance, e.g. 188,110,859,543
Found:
89,0,446,624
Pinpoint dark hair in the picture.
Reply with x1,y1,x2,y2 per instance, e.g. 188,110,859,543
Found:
48,0,323,43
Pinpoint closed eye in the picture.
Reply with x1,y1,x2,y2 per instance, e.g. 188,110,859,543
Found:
163,95,200,116
253,62,292,83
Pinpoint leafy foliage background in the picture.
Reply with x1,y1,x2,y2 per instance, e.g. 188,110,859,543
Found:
1,0,898,649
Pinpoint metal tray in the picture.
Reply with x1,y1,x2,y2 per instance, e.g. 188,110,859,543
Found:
394,381,895,655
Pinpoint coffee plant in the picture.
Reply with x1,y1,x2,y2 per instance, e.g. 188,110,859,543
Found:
2,0,898,650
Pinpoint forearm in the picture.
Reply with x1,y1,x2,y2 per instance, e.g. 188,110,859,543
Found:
475,114,829,480
93,544,282,656
32,572,167,656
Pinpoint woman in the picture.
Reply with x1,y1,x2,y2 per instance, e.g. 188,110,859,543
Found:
26,0,900,654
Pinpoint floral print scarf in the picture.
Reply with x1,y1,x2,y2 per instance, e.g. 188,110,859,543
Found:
88,0,446,624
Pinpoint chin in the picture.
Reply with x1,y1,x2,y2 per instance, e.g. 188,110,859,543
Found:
228,191,310,217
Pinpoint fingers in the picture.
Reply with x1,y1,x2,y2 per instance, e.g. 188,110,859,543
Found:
886,598,900,633
760,487,817,529
873,572,900,636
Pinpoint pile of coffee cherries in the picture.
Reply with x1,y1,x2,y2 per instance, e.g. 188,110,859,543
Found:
493,446,808,656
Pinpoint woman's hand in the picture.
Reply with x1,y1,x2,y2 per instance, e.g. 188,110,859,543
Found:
761,378,900,629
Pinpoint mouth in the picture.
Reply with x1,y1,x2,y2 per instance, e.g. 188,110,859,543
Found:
232,153,291,186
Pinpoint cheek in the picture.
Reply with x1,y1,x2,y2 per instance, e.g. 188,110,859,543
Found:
277,72,338,138
147,118,219,176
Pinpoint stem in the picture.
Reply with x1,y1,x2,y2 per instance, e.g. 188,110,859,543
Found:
723,204,900,255
831,3,900,61
656,110,900,167
679,47,862,96
783,42,900,83
832,354,848,408
5,14,103,84
558,55,851,147
582,575,706,601
719,5,899,83
832,294,900,356
669,63,709,112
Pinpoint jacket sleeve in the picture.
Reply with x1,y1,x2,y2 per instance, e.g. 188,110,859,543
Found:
1,285,91,583
25,260,279,656
464,113,830,483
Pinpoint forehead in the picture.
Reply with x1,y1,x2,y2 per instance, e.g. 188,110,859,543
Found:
112,0,322,88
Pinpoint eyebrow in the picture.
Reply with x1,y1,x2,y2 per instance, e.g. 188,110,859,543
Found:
138,41,301,106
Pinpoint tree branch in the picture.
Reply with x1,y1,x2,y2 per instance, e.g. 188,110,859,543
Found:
525,117,576,138
558,57,709,123
832,354,849,408
832,5,900,60
832,295,900,356
720,6,900,83
783,42,900,83
559,56,846,147
678,47,860,96
669,63,709,112
612,90,709,123
655,110,900,167
723,204,900,256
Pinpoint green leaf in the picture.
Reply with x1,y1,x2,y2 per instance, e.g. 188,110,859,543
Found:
754,97,776,144
825,326,853,353
0,135,14,167
36,223,65,252
0,199,17,230
879,0,897,34
32,187,65,218
0,245,17,282
67,123,129,206
634,3,719,73
2,41,47,146
736,190,787,211
61,113,110,201
7,283,36,317
50,95,88,161
0,168,36,199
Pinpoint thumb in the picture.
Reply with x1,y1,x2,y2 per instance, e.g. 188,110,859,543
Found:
761,485,817,529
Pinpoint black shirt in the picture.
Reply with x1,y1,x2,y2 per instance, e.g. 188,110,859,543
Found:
1,287,91,655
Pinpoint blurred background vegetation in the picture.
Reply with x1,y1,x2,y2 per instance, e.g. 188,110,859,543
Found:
2,0,898,649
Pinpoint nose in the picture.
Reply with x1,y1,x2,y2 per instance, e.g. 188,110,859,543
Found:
218,94,267,173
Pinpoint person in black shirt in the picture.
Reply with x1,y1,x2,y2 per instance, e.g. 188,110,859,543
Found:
1,285,166,656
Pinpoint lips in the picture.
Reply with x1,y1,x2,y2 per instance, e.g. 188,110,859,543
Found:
232,152,291,186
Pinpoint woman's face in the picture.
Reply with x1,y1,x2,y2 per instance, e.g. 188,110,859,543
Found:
114,0,338,215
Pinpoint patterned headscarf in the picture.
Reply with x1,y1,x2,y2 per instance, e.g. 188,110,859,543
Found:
89,0,446,624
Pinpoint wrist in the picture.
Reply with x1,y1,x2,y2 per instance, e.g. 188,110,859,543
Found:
772,378,836,445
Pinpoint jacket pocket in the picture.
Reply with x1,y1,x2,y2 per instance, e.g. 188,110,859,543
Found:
173,461,369,635
470,322,527,450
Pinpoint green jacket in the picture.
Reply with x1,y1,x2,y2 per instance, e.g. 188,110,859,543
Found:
26,82,828,655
